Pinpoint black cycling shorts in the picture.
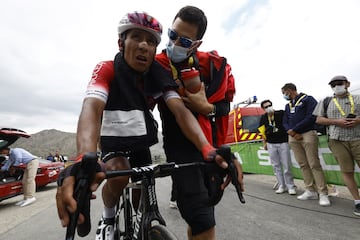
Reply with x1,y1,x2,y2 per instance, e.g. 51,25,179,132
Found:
101,148,152,182
172,165,215,235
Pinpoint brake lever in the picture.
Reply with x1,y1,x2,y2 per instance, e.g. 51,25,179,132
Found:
65,152,98,240
216,145,245,204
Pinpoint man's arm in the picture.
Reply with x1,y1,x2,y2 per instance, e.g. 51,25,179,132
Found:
76,98,105,154
56,97,105,228
164,96,226,167
292,96,317,132
1,155,15,171
316,116,332,125
282,105,290,131
316,115,359,128
166,98,211,150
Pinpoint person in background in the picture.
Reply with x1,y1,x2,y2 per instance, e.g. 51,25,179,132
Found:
54,150,64,162
258,99,296,195
46,152,54,162
281,83,330,206
313,75,360,216
0,147,39,207
156,6,242,240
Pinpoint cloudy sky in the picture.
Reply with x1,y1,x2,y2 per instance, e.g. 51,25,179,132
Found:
1,0,360,134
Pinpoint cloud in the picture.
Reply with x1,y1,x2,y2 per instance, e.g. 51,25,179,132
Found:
1,0,359,134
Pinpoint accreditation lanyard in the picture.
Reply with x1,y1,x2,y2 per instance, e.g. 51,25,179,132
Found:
267,114,275,128
168,56,195,80
332,94,355,117
288,94,307,113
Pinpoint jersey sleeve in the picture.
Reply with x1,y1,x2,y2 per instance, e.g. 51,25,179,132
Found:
85,61,114,103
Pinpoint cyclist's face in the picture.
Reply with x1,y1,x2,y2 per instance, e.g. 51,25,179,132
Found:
121,29,157,73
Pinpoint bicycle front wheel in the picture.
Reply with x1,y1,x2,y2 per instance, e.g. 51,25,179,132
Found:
148,225,178,240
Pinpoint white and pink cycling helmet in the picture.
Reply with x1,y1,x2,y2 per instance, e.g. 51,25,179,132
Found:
117,11,163,45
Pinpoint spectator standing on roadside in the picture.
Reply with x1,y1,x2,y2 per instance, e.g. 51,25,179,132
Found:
0,147,39,207
313,75,360,216
281,83,330,206
46,152,54,162
54,150,64,162
258,99,296,195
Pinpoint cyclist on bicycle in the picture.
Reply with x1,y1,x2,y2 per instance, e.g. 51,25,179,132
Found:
156,6,243,240
55,11,231,240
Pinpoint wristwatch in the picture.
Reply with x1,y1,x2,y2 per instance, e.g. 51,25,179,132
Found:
207,104,216,118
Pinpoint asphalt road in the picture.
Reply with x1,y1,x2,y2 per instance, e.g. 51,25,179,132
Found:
0,175,359,240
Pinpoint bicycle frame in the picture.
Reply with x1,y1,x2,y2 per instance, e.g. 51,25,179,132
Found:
109,164,176,240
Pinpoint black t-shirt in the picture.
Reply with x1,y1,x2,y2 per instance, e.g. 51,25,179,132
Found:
259,110,288,143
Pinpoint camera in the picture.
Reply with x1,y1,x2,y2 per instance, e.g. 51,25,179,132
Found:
346,114,356,118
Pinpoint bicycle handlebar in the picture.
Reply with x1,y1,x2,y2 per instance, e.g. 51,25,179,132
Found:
106,162,200,179
106,145,245,204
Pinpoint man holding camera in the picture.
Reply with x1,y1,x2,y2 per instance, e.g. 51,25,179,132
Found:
313,75,360,216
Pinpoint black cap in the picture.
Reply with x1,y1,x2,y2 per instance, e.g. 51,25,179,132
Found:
328,75,348,85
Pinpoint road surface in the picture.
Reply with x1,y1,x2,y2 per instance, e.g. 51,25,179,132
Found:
0,174,359,240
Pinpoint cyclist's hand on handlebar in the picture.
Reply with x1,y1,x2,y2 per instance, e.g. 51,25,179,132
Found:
56,158,105,228
201,143,228,169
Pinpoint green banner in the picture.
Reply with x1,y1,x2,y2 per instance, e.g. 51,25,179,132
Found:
230,135,360,186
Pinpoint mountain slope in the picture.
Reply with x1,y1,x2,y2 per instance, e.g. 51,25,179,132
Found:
11,129,165,161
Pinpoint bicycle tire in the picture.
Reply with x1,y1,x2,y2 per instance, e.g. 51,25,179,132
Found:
148,225,178,240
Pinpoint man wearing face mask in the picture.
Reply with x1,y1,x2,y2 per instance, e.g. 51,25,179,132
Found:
156,5,240,240
313,75,360,216
281,83,330,206
258,100,296,195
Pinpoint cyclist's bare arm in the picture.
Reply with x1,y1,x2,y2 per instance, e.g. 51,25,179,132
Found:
77,98,105,154
56,97,106,227
165,96,227,169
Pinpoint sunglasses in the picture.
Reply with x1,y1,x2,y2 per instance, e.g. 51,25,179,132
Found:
330,81,345,88
263,105,272,109
168,28,193,48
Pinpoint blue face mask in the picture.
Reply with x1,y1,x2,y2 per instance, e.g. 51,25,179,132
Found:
166,40,189,63
283,94,290,101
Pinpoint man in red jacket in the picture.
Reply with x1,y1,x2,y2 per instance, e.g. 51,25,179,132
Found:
156,6,240,240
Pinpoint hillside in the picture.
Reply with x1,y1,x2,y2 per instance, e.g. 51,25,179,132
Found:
12,129,77,159
11,129,166,161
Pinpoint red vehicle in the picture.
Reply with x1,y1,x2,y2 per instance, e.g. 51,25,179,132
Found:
224,97,265,144
0,128,64,201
